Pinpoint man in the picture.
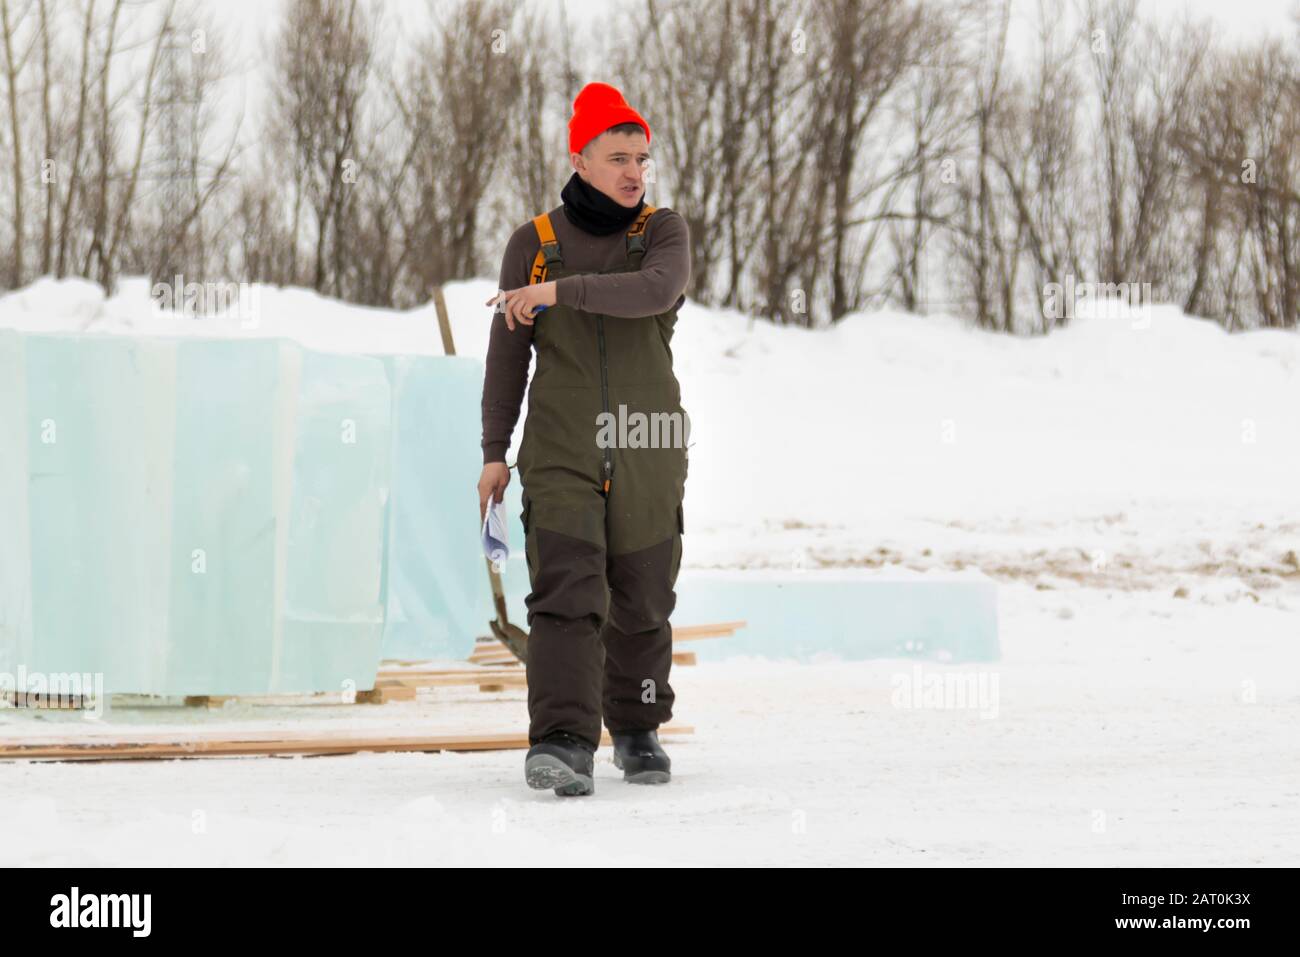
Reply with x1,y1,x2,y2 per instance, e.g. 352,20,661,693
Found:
479,82,691,797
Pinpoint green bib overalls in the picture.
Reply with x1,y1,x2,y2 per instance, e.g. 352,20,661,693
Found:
518,206,688,749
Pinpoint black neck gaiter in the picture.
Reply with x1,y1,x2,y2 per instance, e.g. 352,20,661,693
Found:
560,171,645,236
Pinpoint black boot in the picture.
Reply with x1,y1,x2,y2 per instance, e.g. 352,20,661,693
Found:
525,731,595,796
611,729,671,784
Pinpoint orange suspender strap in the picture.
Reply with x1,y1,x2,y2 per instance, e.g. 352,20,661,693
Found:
628,204,657,238
626,205,656,257
530,214,560,285
530,206,660,283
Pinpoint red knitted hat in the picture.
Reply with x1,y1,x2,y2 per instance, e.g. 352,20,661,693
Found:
568,82,651,155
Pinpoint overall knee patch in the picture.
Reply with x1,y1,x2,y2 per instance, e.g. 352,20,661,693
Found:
523,511,609,627
606,536,678,636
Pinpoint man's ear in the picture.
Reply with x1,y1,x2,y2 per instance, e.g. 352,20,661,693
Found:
570,150,586,175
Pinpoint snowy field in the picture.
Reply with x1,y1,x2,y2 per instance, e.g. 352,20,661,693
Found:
2,584,1296,867
1,277,1297,866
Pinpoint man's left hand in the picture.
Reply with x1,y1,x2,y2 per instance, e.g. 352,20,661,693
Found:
486,281,557,331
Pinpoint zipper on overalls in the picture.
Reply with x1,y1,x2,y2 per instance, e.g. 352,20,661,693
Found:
595,205,653,496
596,314,613,494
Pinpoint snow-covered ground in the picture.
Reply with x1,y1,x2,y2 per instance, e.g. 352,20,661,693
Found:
1,277,1297,865
3,576,1296,866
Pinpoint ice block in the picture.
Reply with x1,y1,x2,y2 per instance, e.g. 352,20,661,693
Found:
0,330,391,695
374,355,494,662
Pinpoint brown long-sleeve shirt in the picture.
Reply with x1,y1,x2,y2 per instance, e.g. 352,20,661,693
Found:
480,204,691,465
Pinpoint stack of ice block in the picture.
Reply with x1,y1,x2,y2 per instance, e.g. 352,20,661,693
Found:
0,330,392,695
0,326,1000,690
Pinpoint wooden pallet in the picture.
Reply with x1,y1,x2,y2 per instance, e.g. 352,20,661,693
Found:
19,620,748,711
365,668,528,702
0,724,695,762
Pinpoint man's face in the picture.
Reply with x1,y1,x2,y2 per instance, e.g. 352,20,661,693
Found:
572,130,650,208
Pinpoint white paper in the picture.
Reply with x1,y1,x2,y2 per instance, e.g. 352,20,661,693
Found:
482,496,509,566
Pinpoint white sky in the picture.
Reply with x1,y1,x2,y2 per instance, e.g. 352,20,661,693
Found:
1167,0,1298,37
212,0,1299,59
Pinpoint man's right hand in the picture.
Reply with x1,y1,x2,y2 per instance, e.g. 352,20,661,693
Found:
478,462,511,522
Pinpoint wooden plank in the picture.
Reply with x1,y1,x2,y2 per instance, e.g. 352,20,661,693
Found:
672,651,697,666
462,619,744,663
150,669,527,708
365,685,416,703
110,694,189,708
432,285,456,357
464,619,744,664
376,667,521,678
0,725,695,762
672,620,747,641
468,648,519,662
376,672,526,689
201,692,358,708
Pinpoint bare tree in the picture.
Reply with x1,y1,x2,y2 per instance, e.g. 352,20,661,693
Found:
268,0,376,294
55,0,96,278
946,0,1018,330
990,0,1085,328
0,0,34,288
4,0,1292,332
399,0,519,292
813,0,926,321
887,3,971,313
632,0,773,312
36,0,55,275
99,0,173,290
82,0,123,285
497,2,568,226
